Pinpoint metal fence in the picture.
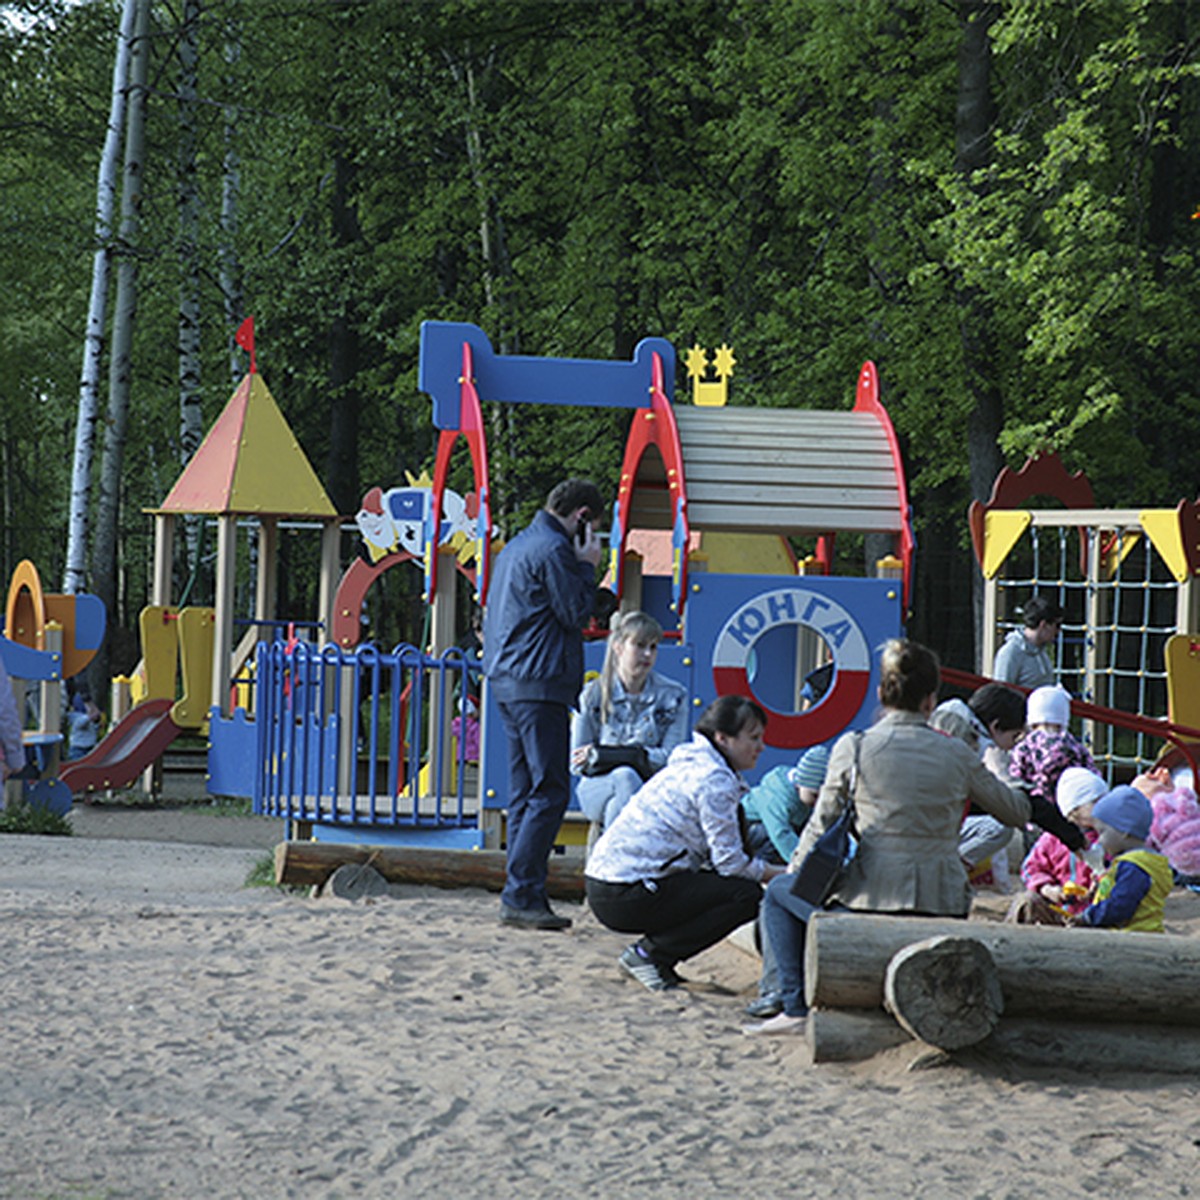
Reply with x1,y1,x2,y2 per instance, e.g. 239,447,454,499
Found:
254,639,481,834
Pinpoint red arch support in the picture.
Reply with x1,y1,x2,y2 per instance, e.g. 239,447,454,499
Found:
611,351,687,619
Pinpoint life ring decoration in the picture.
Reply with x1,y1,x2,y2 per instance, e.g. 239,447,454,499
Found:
711,586,872,749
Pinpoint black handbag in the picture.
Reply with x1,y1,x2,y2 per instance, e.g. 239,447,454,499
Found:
581,744,654,782
789,733,861,908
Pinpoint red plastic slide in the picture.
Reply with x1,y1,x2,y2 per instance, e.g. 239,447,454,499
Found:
60,698,183,797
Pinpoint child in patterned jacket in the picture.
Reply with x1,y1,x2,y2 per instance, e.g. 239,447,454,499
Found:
1008,685,1094,825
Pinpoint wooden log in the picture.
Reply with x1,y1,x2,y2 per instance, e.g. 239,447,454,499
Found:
985,1018,1200,1074
805,912,1200,1026
274,841,586,900
807,1007,912,1063
806,1007,1200,1074
883,936,1003,1050
324,862,390,901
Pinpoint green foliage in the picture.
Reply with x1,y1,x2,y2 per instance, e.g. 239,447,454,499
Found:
0,799,73,836
2,0,1200,663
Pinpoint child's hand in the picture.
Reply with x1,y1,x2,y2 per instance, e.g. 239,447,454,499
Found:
1040,884,1065,905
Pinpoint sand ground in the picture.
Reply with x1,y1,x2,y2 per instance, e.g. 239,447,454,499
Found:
2,808,1199,1199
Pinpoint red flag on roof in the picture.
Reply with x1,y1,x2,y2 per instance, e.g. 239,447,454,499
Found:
235,316,256,374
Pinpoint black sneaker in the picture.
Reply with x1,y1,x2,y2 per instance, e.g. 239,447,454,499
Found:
744,993,784,1018
661,962,688,988
619,945,676,992
499,902,572,931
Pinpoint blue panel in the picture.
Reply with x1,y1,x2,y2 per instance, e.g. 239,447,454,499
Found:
311,822,485,850
683,573,903,781
70,593,107,653
0,636,61,682
637,575,676,631
419,321,674,431
207,707,257,799
23,778,73,816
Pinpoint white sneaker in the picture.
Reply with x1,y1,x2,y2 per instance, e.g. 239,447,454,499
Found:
742,1012,807,1036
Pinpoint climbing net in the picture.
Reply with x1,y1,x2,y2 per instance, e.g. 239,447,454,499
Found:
991,516,1178,780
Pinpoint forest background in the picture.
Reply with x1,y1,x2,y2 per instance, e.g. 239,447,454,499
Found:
2,0,1199,698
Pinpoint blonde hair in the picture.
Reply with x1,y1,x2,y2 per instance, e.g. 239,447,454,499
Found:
598,611,663,722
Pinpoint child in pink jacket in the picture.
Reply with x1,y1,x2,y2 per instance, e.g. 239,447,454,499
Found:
1009,766,1106,924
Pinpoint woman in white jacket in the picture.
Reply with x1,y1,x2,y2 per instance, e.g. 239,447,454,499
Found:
585,695,786,992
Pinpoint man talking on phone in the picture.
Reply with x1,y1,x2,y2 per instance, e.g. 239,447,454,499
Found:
483,478,606,929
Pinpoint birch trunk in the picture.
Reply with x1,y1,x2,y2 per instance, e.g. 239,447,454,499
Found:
220,3,244,384
90,0,151,693
178,0,204,593
62,0,138,595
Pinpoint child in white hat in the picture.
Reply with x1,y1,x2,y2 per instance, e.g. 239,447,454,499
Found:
1008,685,1095,824
1008,766,1106,925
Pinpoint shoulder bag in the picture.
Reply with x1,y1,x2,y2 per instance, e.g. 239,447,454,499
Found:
789,732,861,908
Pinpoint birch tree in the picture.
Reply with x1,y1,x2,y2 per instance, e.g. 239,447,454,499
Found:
220,1,244,385
177,0,204,587
62,0,138,595
90,0,150,689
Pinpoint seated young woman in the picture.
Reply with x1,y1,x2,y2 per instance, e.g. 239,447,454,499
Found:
747,639,1076,1036
585,695,786,992
570,610,688,839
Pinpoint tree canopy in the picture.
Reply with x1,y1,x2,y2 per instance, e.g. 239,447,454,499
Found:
1,0,1198,665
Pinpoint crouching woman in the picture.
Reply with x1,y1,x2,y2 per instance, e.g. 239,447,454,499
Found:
585,695,786,992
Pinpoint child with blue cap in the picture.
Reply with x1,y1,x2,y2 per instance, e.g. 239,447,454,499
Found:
740,743,829,864
1074,785,1173,932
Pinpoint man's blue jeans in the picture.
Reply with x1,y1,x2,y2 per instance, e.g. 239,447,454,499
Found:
496,698,570,911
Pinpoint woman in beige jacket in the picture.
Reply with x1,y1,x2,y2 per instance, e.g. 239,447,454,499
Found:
747,638,1083,1036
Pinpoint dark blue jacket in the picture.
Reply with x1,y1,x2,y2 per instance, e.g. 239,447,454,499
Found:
483,509,596,707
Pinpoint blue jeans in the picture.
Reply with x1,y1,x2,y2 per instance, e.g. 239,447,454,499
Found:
575,766,643,832
760,873,840,1017
496,698,571,911
959,814,1010,867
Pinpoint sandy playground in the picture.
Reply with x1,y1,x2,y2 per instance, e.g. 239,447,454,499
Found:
2,807,1200,1199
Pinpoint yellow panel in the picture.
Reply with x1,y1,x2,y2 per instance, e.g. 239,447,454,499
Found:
1100,531,1141,581
1165,633,1200,729
173,607,215,731
697,531,795,575
982,510,1031,579
228,375,338,517
139,606,179,701
1141,509,1190,583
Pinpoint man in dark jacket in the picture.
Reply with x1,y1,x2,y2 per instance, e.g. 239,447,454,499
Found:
484,478,605,929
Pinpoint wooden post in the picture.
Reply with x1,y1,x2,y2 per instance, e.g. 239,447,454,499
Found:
152,512,175,608
318,517,342,649
211,514,237,718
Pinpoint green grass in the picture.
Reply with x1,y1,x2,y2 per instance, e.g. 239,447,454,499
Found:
243,849,306,893
0,800,73,836
209,794,254,817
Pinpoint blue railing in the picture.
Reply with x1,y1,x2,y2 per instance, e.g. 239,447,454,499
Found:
254,640,481,832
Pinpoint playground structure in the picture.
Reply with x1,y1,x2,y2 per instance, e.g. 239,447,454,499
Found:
43,319,1200,845
1,560,105,813
56,359,342,801
969,452,1200,779
253,321,915,848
